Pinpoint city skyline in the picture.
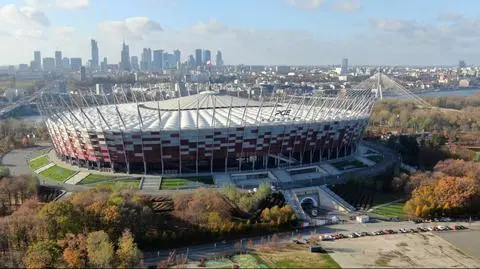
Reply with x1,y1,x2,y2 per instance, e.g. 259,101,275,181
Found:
0,0,479,66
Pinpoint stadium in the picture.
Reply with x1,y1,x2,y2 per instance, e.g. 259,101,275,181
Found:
38,89,376,175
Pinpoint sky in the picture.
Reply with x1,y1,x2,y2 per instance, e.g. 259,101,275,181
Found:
0,0,479,66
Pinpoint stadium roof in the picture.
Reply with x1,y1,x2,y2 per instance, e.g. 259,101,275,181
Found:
45,91,373,132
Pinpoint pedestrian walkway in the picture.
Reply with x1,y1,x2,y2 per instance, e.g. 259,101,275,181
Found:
356,156,376,166
319,164,341,175
64,172,90,185
34,162,55,174
141,176,162,191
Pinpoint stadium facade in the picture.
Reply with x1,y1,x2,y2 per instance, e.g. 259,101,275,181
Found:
39,90,376,175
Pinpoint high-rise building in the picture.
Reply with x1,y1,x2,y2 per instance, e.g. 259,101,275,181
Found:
203,50,211,65
70,58,82,71
188,55,195,69
131,56,139,70
215,50,223,67
341,58,348,76
101,57,108,71
42,57,55,72
55,51,62,70
153,50,164,71
91,39,99,71
195,49,202,67
120,41,131,71
62,57,70,70
33,51,41,70
174,50,181,68
459,60,467,69
80,66,87,81
141,48,152,71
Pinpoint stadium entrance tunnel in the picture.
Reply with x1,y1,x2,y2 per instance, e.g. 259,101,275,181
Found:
300,196,319,215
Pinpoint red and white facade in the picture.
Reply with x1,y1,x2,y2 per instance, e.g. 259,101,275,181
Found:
40,90,376,175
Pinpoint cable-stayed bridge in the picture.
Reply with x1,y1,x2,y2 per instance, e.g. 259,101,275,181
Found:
356,72,461,113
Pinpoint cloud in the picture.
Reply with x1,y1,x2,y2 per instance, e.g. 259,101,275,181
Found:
333,0,360,13
437,11,464,22
98,17,162,41
24,0,89,10
287,0,324,10
0,4,50,40
191,19,229,35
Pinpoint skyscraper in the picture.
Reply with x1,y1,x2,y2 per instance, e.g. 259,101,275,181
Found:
153,50,164,71
188,55,195,69
203,50,211,65
174,50,181,68
141,48,152,71
91,39,99,71
120,41,131,71
70,58,82,71
34,51,41,70
131,56,139,70
55,51,62,70
341,58,348,76
43,57,55,72
62,57,70,70
459,60,467,69
101,57,108,71
195,49,202,67
215,50,223,67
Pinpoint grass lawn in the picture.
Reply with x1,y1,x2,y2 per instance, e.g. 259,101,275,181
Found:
88,179,140,190
39,165,76,182
373,202,406,218
29,156,50,170
366,155,384,163
331,159,367,170
372,193,405,207
253,244,339,268
79,174,115,184
161,176,214,190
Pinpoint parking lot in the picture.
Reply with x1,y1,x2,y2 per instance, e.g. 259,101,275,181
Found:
321,231,480,268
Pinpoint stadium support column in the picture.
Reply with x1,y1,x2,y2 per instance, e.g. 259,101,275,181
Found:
265,95,285,168
300,97,320,165
156,88,165,175
210,97,217,173
195,95,200,174
224,96,234,173
238,96,250,172
289,96,307,166
252,96,265,171
278,96,296,168
113,93,129,173
178,99,182,174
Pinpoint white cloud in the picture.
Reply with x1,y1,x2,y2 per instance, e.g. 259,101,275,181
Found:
24,0,89,10
0,4,50,40
333,0,361,13
287,0,324,10
437,11,464,22
98,17,162,41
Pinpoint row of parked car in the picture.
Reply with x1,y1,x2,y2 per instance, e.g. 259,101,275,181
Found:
320,224,468,241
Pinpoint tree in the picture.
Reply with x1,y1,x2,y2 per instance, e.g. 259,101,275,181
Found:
86,230,114,268
23,240,61,269
62,233,88,268
38,200,81,240
116,230,143,268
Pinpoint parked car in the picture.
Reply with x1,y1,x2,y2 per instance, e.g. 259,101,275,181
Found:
360,232,369,237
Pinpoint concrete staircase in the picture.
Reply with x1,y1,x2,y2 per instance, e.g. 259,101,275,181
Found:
318,185,356,212
140,176,162,191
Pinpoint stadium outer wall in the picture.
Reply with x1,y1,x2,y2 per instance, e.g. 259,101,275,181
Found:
46,118,368,175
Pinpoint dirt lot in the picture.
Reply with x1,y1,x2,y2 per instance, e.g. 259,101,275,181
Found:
437,230,480,262
321,232,480,268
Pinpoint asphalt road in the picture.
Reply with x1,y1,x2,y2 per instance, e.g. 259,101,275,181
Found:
142,220,480,266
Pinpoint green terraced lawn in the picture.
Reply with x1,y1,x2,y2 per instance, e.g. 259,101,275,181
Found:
89,180,140,190
39,165,76,182
373,202,406,218
29,156,50,170
161,176,214,190
366,155,384,163
79,174,115,184
331,159,367,170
